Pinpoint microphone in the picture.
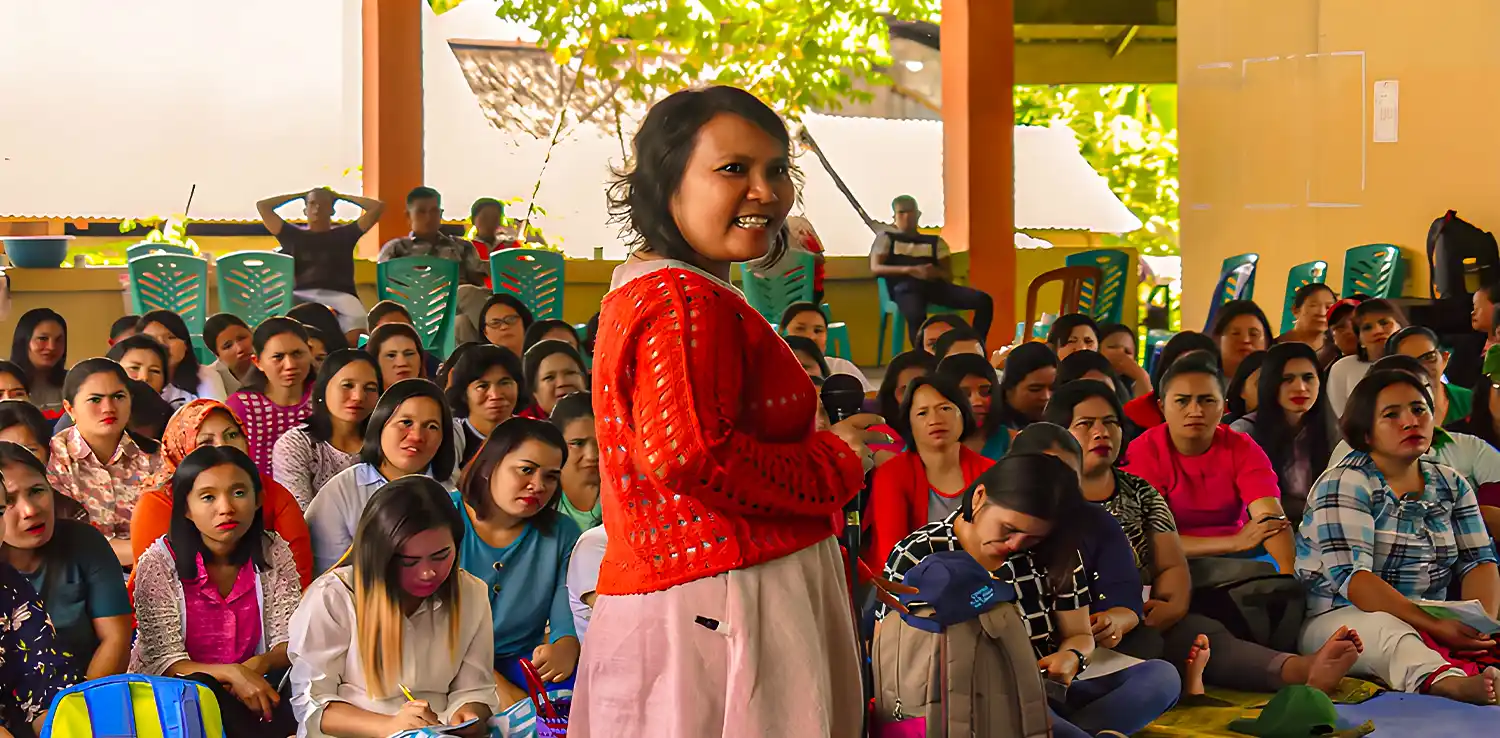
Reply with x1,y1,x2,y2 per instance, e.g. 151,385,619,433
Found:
820,373,866,424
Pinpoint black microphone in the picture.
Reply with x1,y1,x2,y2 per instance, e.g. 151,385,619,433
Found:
820,373,866,424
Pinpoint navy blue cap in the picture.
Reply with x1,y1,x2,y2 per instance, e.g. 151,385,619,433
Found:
897,551,1014,633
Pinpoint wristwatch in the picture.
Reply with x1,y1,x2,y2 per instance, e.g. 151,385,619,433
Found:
1066,648,1089,674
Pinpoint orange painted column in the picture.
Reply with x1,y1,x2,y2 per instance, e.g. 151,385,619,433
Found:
942,0,1016,347
361,0,424,255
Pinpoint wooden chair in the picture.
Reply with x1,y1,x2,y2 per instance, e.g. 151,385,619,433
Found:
1022,265,1102,342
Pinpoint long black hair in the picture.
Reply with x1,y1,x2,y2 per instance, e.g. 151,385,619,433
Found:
443,344,527,418
959,452,1085,593
1250,342,1336,499
360,378,456,481
10,308,66,389
202,313,251,359
288,303,350,352
607,86,793,266
168,445,269,580
522,320,581,354
896,375,976,451
1225,350,1267,421
993,342,1057,429
302,349,382,443
878,350,937,437
136,310,201,393
934,353,1002,443
783,335,829,378
458,418,567,533
1341,369,1434,453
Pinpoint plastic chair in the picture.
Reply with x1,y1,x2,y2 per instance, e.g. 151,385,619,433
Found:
823,304,852,362
126,242,194,261
215,251,295,328
742,251,816,324
1341,244,1406,299
378,257,459,359
876,278,965,364
1279,260,1329,333
490,249,565,321
128,254,209,334
1203,253,1259,332
1064,249,1130,325
1022,266,1102,342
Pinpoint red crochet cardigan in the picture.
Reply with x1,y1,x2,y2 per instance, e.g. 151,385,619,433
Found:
864,446,995,570
592,264,866,595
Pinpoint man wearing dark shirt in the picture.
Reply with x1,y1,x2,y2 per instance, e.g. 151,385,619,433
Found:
257,187,384,344
377,187,492,344
870,195,995,350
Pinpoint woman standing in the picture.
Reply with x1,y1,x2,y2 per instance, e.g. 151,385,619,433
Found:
10,308,67,417
443,345,524,467
1231,343,1338,525
576,86,876,737
549,392,602,532
138,310,228,405
272,350,381,510
225,317,314,476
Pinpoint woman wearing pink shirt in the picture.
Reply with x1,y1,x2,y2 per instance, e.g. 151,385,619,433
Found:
1122,353,1295,573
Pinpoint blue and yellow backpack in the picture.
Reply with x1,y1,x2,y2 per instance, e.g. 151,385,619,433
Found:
41,674,225,738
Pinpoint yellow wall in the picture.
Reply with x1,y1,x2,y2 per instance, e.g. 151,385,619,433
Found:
1178,0,1500,330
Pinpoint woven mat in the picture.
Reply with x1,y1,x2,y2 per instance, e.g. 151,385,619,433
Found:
1136,678,1383,737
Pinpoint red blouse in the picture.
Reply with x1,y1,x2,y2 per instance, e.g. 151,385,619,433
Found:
592,263,865,595
864,446,995,569
1123,392,1166,430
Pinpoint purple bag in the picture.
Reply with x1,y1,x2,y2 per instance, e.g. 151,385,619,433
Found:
873,718,926,738
520,658,570,737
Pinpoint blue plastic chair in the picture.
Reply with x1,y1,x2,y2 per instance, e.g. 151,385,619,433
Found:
1279,260,1329,333
1064,249,1131,325
128,253,209,334
1341,244,1406,299
378,256,460,359
1203,253,1259,332
215,251,295,328
490,249,565,321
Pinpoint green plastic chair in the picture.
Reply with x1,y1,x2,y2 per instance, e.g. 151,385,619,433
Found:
823,304,852,362
1341,244,1406,299
490,249,565,321
126,242,194,261
1279,260,1329,333
876,278,965,365
1064,249,1130,325
742,250,816,324
128,253,209,333
1203,253,1258,332
378,256,459,359
215,251,295,328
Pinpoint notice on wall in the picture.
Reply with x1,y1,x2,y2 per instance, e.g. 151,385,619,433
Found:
1374,80,1399,143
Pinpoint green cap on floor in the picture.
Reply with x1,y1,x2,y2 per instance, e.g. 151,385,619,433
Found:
1227,685,1363,737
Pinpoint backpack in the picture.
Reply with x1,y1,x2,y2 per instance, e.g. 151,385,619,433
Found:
1427,210,1500,300
42,674,226,738
871,603,1052,738
1189,557,1306,654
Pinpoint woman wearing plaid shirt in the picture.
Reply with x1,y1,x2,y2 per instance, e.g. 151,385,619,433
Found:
1297,369,1500,703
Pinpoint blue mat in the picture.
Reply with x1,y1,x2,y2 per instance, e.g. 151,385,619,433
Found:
1338,692,1496,733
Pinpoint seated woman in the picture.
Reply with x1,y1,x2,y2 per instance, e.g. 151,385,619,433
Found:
780,302,872,391
990,342,1056,434
1098,323,1153,399
1277,284,1337,353
46,358,161,567
480,294,535,359
131,399,313,589
290,476,499,738
226,318,314,477
784,335,829,380
918,313,971,354
517,340,587,420
1122,354,1296,573
272,350,381,510
872,350,937,455
1387,326,1473,426
444,344,525,467
1297,369,1500,703
549,392,602,532
287,303,352,355
1047,381,1362,695
130,446,301,735
1122,331,1221,429
138,310,228,406
522,319,583,354
1047,313,1100,361
935,354,1009,459
10,308,67,417
567,524,608,644
1231,343,1338,525
865,375,993,569
0,442,132,681
366,322,427,390
1321,297,1364,371
303,327,334,373
306,379,458,574
0,399,53,465
1211,300,1273,380
202,313,255,395
932,327,985,362
452,418,582,706
0,561,77,736
1225,350,1266,423
879,453,1179,738
1327,298,1407,416
0,360,32,404
108,334,168,395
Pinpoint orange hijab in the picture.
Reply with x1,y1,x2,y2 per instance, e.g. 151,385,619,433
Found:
142,399,237,490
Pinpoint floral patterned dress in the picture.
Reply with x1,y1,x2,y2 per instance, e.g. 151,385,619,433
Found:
0,562,77,730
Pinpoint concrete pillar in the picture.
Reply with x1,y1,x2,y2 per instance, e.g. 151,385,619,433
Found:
361,0,424,253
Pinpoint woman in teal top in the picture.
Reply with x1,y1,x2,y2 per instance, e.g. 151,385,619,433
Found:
548,392,601,532
452,417,581,709
935,354,1010,460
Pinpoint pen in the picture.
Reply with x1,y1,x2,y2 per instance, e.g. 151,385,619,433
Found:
399,683,417,702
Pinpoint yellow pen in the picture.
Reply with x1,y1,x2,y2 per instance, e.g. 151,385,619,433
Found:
399,684,417,702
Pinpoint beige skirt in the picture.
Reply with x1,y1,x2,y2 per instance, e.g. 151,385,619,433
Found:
570,537,863,737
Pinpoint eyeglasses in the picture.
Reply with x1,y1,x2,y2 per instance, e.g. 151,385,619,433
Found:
485,316,522,330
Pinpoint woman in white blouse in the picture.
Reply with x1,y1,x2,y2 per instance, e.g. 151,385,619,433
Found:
138,311,228,407
272,350,381,509
289,475,499,738
304,379,457,574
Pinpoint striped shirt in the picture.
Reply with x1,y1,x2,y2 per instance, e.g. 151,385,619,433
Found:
1095,470,1178,584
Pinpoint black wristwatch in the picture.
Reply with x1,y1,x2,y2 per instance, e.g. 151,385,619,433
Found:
1067,648,1089,673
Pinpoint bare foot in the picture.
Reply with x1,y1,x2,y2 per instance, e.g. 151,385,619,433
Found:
1185,634,1211,696
1305,626,1363,693
1428,666,1500,705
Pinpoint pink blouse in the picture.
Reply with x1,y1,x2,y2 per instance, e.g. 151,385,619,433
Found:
1121,423,1280,538
183,553,262,666
226,389,312,477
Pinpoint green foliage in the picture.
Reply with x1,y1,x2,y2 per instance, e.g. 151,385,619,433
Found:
1015,85,1179,257
430,0,942,119
463,197,562,253
118,215,201,254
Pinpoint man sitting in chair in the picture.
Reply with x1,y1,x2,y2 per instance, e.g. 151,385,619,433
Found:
869,195,995,351
377,186,492,345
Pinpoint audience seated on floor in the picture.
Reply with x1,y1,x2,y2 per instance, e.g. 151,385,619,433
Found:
272,350,380,511
518,340,586,420
935,353,1011,459
1230,342,1339,526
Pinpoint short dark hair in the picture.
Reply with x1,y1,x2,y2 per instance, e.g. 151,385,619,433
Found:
481,294,535,336
288,304,350,352
1211,300,1273,342
1291,283,1336,310
606,86,792,266
470,197,503,221
360,379,456,482
1341,369,1434,453
11,308,67,388
443,344,527,419
136,310,201,393
0,400,51,450
522,340,586,395
1383,325,1440,357
303,349,382,443
783,335,829,378
1044,379,1124,428
107,334,169,372
202,313,250,357
1151,331,1221,390
1046,313,1100,350
1158,352,1225,398
169,445,269,580
1097,322,1136,347
877,350,937,437
366,322,427,381
892,195,918,211
779,301,827,329
918,313,971,341
932,327,984,361
367,300,413,327
549,391,594,427
1055,350,1121,388
406,186,441,207
1225,350,1267,420
458,418,566,532
523,320,581,354
1009,422,1082,464
109,315,139,341
897,375,976,451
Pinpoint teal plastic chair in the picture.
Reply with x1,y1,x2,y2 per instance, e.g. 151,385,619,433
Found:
742,251,816,324
1203,253,1259,332
823,304,852,362
1341,244,1406,299
490,249,565,321
128,254,209,333
126,242,194,261
378,257,459,359
1279,260,1329,333
215,251,295,328
876,278,965,365
1064,249,1130,325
